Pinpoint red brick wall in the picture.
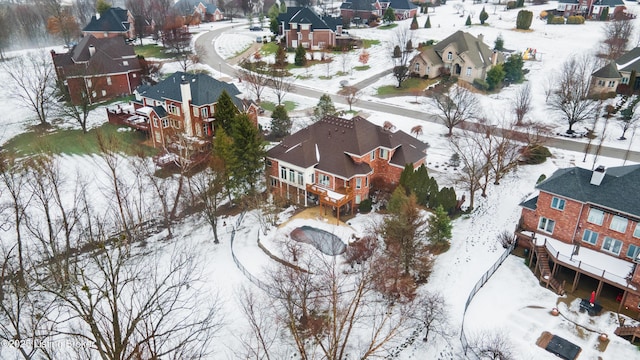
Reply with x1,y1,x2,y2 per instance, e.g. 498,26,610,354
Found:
534,193,583,243
66,72,141,105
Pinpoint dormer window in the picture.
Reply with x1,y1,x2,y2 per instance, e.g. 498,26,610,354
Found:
123,60,129,66
447,52,453,61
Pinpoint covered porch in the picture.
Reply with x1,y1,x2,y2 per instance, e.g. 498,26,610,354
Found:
306,184,354,224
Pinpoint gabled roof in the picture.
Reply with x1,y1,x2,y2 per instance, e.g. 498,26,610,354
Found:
593,0,625,6
592,61,621,79
433,31,496,69
413,46,443,66
616,47,640,74
558,0,579,4
83,7,130,34
388,0,418,11
51,35,141,77
137,71,243,108
173,0,219,15
267,115,428,179
278,7,342,31
536,165,640,218
340,0,376,11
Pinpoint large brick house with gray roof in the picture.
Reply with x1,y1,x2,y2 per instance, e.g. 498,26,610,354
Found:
409,31,503,84
519,165,640,318
277,7,344,49
266,115,428,219
82,7,135,39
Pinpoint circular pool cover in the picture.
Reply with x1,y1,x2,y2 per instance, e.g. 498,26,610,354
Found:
290,226,346,256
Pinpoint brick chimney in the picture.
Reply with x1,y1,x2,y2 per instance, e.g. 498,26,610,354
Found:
590,165,606,186
180,75,193,137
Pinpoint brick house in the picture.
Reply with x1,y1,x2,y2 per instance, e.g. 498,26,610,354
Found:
266,115,428,220
173,0,224,22
375,0,418,20
277,7,344,50
82,7,135,39
107,71,259,167
518,165,640,318
557,0,625,17
409,31,503,84
591,47,640,95
340,0,378,23
51,35,143,105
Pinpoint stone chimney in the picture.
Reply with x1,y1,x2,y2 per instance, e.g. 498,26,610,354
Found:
590,165,606,186
88,44,95,57
180,75,193,137
477,33,484,43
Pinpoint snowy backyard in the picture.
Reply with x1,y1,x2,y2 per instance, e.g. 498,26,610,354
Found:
1,0,640,359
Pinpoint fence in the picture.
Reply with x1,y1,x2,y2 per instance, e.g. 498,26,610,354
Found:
459,241,517,358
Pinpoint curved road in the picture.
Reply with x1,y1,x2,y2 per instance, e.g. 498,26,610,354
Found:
196,28,640,163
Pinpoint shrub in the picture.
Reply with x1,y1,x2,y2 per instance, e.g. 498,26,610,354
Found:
486,64,505,90
393,45,401,58
358,198,373,213
566,15,585,24
294,45,307,66
465,15,471,26
516,10,533,30
536,174,547,184
410,13,419,30
424,15,431,28
494,34,504,51
547,15,565,24
473,78,489,91
516,0,524,7
523,145,552,164
479,7,489,25
507,1,517,9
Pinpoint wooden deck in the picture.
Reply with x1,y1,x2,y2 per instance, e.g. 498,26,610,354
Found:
106,107,150,131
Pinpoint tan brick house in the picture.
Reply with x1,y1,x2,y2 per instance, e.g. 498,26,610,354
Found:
277,7,344,50
591,47,640,95
518,165,640,319
266,115,428,220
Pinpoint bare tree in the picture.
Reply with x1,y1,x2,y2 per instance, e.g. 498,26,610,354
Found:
548,54,599,134
411,125,423,137
45,0,80,47
54,78,93,133
617,96,640,140
432,85,479,136
1,50,57,126
339,50,351,75
237,287,282,360
600,14,635,60
450,133,485,211
0,7,12,60
269,68,293,105
511,82,531,126
148,0,173,37
189,156,227,244
390,27,414,88
238,60,270,103
339,86,361,111
413,291,450,343
0,155,30,278
467,331,515,360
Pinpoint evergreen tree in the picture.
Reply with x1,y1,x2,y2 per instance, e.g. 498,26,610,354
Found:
270,16,279,34
96,0,111,14
267,3,279,19
228,114,266,194
279,1,287,13
214,90,239,133
410,13,419,30
406,39,413,52
427,205,452,244
383,7,396,23
438,187,457,214
399,164,416,196
387,186,409,215
503,54,524,83
213,128,236,201
270,104,291,138
479,7,489,25
412,165,432,207
600,7,609,21
494,34,504,51
486,64,505,90
465,15,471,26
294,45,306,66
517,10,533,30
393,45,401,58
516,0,524,7
275,46,287,68
424,16,431,28
313,94,337,121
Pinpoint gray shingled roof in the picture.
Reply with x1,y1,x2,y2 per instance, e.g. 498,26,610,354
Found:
414,46,443,67
536,165,640,218
388,0,418,11
592,61,621,79
278,7,341,31
173,0,219,15
617,47,640,73
433,31,497,70
266,115,428,179
52,35,141,77
593,0,624,6
83,7,130,34
520,196,538,211
137,71,243,109
340,0,375,11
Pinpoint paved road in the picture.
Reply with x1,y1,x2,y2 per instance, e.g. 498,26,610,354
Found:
196,29,640,163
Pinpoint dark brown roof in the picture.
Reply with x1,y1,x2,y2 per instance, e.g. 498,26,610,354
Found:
52,35,141,78
267,115,428,179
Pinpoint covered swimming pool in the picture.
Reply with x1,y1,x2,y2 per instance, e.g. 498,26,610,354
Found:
290,226,346,256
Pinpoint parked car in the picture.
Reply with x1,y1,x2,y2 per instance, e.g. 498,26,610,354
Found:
256,36,263,43
249,26,263,31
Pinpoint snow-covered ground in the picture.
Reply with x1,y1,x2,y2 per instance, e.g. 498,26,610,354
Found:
1,1,640,359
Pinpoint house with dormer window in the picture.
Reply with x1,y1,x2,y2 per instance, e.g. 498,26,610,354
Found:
107,71,259,167
266,115,428,221
518,165,640,321
277,7,344,49
83,7,135,39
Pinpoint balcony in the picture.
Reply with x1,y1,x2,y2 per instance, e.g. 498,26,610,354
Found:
306,184,353,209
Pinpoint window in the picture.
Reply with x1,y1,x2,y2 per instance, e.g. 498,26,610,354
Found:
365,177,368,187
168,104,179,115
634,223,640,238
447,52,453,61
196,126,202,136
266,160,272,167
582,229,598,245
355,195,361,204
132,73,137,78
538,217,555,234
608,80,616,88
289,169,295,182
91,91,96,98
311,173,315,184
152,118,159,127
370,151,375,160
626,244,640,260
161,118,169,128
551,197,565,210
319,174,330,187
107,77,112,85
414,62,420,72
270,178,278,186
602,236,623,256
379,148,388,160
123,60,129,66
280,167,287,179
597,80,605,86
610,215,628,233
201,107,209,118
101,90,106,96
587,208,604,225
356,178,362,189
622,77,629,84
297,172,303,185
466,67,471,76
87,79,92,87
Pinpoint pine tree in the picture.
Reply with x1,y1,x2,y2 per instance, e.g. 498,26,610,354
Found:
393,45,401,58
479,7,489,25
465,15,471,26
600,7,609,21
214,90,239,133
410,13,419,30
274,46,287,68
279,1,287,13
494,34,504,51
399,164,416,196
212,128,236,201
313,94,336,121
294,45,306,66
427,205,452,244
228,114,266,194
387,186,409,215
486,64,505,90
270,104,291,138
383,7,396,23
424,16,431,28
406,39,413,52
503,53,524,83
